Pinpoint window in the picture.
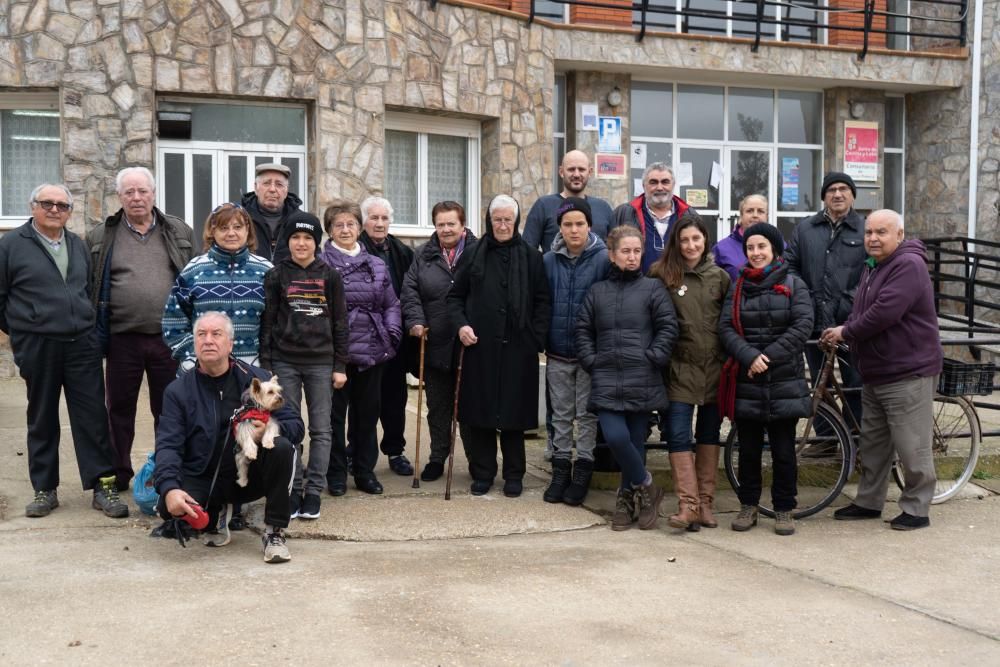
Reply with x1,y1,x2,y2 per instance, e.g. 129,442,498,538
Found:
1,94,61,227
884,96,905,215
534,0,566,22
384,113,480,234
633,0,822,44
553,74,566,192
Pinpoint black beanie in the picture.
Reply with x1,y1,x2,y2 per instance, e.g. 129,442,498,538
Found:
289,218,322,247
821,171,857,199
556,196,593,227
743,223,785,258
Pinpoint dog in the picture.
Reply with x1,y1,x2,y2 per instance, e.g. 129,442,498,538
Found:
232,375,285,487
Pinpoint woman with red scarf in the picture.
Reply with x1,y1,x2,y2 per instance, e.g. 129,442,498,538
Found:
718,223,813,536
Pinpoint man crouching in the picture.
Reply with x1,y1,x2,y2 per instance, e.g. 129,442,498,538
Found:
153,311,304,562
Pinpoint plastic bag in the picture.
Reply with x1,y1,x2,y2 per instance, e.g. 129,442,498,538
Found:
133,451,159,516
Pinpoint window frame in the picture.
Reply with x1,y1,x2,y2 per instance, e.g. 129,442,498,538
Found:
0,93,61,229
884,93,906,216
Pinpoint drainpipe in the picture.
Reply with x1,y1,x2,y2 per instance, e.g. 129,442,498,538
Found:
968,0,984,242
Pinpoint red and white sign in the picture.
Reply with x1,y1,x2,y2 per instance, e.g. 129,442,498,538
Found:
844,121,879,182
595,153,626,178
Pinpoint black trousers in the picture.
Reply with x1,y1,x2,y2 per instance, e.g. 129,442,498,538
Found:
736,418,798,512
378,351,408,457
423,367,472,464
464,426,526,483
157,436,295,529
13,331,115,491
328,363,384,482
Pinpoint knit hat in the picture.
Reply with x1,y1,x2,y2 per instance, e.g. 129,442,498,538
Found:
821,171,857,199
743,223,785,258
557,196,593,227
289,217,322,247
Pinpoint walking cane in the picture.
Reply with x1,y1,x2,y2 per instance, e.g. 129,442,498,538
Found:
444,346,465,501
412,329,428,489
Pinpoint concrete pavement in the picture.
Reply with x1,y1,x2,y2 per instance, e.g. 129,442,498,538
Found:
1,378,999,665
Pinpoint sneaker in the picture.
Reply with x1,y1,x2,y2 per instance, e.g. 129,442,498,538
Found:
228,504,246,531
833,503,882,521
731,505,759,532
420,461,445,482
299,494,321,520
203,504,232,547
774,510,796,536
611,488,636,531
503,478,523,498
263,528,291,563
388,454,414,476
25,489,58,518
289,492,303,520
890,512,930,531
92,475,129,518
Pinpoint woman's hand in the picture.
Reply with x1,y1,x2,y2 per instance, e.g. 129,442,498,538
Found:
458,325,478,347
747,354,770,378
409,324,426,338
332,372,347,389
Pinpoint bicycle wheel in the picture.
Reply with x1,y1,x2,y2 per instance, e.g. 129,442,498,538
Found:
892,394,980,503
725,402,853,519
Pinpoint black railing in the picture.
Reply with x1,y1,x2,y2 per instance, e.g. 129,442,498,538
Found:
429,1,969,61
924,237,1000,347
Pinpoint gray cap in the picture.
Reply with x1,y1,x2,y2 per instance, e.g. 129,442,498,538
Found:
255,163,290,177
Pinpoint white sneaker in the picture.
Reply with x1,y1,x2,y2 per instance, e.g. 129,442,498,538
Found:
262,527,290,563
203,504,232,547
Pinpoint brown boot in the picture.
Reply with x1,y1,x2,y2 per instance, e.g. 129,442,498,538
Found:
695,444,720,528
667,452,700,531
611,488,637,531
635,480,664,530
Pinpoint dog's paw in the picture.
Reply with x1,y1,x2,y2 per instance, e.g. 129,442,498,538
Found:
244,442,258,461
262,435,276,450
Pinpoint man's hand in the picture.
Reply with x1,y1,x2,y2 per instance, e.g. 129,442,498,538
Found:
332,372,347,389
409,324,426,338
820,326,845,350
458,325,478,347
165,489,199,518
747,354,770,379
248,418,266,443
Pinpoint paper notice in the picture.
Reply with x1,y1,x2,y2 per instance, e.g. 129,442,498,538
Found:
633,178,643,197
709,161,723,189
676,162,693,187
631,143,647,170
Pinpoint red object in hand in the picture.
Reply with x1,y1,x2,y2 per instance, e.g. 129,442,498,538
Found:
181,503,209,531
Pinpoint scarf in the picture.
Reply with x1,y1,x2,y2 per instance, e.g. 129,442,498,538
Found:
442,231,467,270
741,256,785,283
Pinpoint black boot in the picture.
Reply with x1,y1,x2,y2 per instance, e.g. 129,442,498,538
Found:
543,458,573,503
562,459,594,506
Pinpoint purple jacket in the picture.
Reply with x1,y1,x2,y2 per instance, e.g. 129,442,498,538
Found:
319,241,402,370
712,227,746,282
843,239,942,386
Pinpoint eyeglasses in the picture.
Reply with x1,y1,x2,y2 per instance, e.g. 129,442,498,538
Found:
492,218,515,227
646,178,673,187
826,186,852,195
211,203,243,215
258,179,288,190
33,200,72,213
331,222,358,230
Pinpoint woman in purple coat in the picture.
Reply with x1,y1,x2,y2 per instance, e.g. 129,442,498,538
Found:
712,194,768,282
320,199,402,495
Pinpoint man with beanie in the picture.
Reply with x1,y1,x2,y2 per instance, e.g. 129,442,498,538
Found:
542,197,610,505
821,210,942,530
785,171,866,422
241,163,320,264
611,162,689,274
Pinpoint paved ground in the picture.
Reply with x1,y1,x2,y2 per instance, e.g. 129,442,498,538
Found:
0,378,998,665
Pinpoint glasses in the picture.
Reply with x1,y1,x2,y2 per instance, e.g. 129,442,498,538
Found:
258,179,288,190
331,222,358,230
646,178,673,187
33,200,72,213
492,218,515,227
211,203,243,214
826,186,852,195
215,223,247,233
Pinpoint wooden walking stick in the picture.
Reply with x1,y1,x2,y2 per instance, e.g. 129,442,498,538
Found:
412,329,428,489
444,346,465,501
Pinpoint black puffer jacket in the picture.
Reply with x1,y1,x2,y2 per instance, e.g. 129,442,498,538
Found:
575,265,678,413
718,264,813,422
401,230,478,372
241,191,320,265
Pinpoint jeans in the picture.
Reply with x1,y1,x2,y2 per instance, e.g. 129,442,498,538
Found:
547,358,597,462
597,410,650,488
735,418,798,512
271,361,333,497
663,401,722,454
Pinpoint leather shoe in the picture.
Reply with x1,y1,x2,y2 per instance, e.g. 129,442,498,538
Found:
354,476,384,495
890,512,930,531
833,503,882,520
503,478,523,498
388,454,414,476
470,479,492,496
420,461,444,482
327,479,347,497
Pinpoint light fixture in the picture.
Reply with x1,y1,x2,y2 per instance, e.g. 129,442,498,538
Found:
607,87,623,108
849,101,866,119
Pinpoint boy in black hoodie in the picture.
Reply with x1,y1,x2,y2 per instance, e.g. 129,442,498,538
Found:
261,219,349,520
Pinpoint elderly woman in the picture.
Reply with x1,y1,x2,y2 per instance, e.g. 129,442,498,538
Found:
719,222,813,536
358,196,417,477
712,194,768,282
320,199,402,495
401,201,478,482
446,195,551,497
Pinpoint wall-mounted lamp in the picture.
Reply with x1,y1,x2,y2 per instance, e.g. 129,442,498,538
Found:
607,87,623,108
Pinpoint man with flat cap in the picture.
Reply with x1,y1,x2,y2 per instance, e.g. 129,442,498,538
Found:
240,163,320,265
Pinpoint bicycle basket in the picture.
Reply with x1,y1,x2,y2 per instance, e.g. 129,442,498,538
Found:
937,358,995,397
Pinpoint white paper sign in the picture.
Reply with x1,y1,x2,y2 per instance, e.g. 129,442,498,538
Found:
710,161,723,189
631,143,647,170
676,162,693,187
633,178,643,197
580,103,599,132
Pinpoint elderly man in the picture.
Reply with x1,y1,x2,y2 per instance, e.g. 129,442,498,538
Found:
358,196,416,476
611,162,689,273
0,184,128,519
240,163,321,264
786,172,866,421
523,150,615,251
87,167,193,490
154,311,304,562
821,210,942,530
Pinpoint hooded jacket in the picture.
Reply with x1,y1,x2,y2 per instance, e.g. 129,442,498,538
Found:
712,226,747,282
241,191,320,265
611,193,690,273
543,231,610,359
843,239,943,386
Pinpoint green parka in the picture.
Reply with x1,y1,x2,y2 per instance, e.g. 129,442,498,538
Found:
663,256,731,405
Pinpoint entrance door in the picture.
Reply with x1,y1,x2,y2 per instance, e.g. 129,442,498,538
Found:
723,146,774,240
675,145,722,245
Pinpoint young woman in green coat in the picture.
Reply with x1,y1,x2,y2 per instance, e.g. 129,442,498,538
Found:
649,212,731,530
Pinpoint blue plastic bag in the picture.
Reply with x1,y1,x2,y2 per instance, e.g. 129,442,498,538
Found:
133,451,159,516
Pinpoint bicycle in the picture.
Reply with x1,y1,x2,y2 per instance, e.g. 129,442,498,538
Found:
723,345,982,519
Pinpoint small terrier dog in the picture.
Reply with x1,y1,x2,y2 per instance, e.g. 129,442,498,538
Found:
232,375,284,487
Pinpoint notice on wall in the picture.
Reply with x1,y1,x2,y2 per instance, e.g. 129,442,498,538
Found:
675,162,693,187
598,116,622,153
781,156,800,208
686,189,709,208
633,178,643,197
844,121,879,182
709,161,723,190
580,103,599,132
631,143,647,170
596,153,626,178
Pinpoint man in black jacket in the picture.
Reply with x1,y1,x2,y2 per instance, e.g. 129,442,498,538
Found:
359,196,416,476
785,172,866,421
0,184,128,520
240,163,320,264
154,311,304,563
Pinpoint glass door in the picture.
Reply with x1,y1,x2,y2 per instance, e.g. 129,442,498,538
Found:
723,146,774,241
675,145,722,245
